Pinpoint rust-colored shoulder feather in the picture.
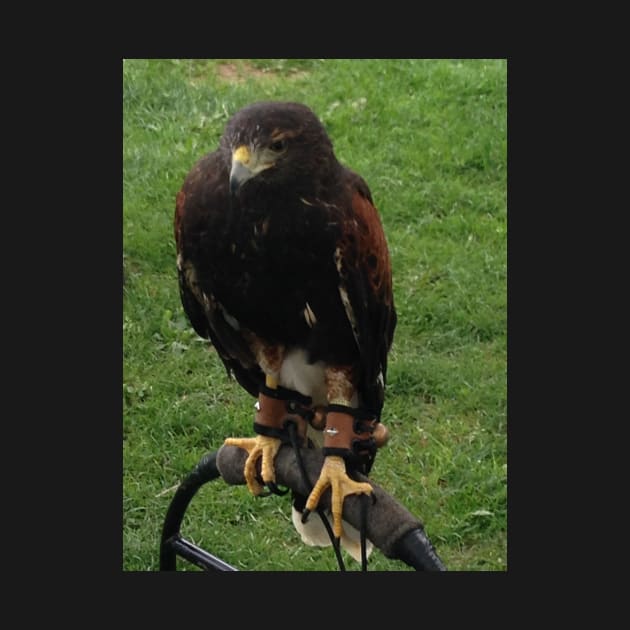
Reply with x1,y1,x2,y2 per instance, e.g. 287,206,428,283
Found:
333,172,396,413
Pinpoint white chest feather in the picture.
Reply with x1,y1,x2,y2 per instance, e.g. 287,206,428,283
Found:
279,348,327,406
278,348,359,409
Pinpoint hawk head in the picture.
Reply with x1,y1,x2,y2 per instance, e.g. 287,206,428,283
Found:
220,101,335,195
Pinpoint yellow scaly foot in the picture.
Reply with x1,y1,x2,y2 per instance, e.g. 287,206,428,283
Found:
223,434,282,496
302,455,373,539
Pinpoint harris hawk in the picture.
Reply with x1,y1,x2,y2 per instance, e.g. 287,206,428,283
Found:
174,101,396,561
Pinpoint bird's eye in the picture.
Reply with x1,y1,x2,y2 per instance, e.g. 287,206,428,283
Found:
269,139,287,152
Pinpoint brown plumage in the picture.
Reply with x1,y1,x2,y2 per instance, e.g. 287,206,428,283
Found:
174,101,396,556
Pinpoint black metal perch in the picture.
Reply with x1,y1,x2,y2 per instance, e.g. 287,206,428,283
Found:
160,444,446,571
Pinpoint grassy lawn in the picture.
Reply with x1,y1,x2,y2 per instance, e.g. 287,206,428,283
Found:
123,58,507,571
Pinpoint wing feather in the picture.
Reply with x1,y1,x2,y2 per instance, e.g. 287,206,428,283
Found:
174,151,263,398
334,175,396,415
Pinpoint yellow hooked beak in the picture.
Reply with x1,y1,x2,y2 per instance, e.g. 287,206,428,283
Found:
229,144,275,194
230,146,253,194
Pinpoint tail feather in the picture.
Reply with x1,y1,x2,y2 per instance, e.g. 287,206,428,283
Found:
291,505,374,563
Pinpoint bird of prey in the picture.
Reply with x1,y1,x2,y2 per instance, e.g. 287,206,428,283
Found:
174,101,396,561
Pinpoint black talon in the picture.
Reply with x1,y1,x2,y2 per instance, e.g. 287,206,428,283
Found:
301,508,311,524
266,481,289,496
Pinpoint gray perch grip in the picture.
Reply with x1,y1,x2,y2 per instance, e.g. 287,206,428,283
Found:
216,444,446,569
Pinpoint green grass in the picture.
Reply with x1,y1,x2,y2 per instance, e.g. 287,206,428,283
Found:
123,58,507,571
